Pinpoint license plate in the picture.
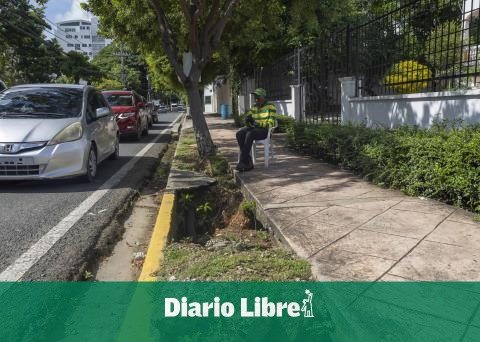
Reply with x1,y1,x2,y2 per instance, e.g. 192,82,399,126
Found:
0,157,34,165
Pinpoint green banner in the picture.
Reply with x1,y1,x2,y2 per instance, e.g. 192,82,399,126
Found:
0,282,478,341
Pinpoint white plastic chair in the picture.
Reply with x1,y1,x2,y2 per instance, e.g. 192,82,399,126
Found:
251,124,277,169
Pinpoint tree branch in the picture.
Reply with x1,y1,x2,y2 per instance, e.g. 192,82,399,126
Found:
149,0,186,84
199,0,239,68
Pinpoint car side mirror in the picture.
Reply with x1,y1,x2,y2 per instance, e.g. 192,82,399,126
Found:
96,107,110,118
137,102,145,108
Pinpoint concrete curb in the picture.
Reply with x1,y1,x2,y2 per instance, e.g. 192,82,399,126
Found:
138,192,175,281
138,114,184,281
233,171,299,255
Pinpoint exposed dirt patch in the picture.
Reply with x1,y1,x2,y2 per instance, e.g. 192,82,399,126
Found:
159,128,312,281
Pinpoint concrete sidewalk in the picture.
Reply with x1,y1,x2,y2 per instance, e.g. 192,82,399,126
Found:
207,116,480,281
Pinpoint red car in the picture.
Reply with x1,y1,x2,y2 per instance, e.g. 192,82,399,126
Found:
102,90,149,140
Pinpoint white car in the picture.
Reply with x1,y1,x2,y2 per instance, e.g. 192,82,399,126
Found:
0,84,119,182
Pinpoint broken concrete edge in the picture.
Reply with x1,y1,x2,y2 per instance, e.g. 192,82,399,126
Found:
138,115,213,281
166,115,216,192
233,171,317,278
166,168,217,191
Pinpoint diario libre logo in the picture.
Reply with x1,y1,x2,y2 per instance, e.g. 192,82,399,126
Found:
165,289,314,318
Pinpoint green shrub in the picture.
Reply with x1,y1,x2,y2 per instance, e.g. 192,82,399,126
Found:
287,121,480,213
240,200,256,221
272,113,296,133
384,60,432,94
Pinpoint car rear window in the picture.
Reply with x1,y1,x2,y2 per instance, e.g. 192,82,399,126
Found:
104,94,133,107
0,87,83,118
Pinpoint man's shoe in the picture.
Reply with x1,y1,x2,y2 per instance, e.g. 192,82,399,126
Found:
236,163,248,171
235,163,254,172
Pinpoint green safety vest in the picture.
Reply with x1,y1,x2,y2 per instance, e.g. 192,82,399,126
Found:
245,102,277,129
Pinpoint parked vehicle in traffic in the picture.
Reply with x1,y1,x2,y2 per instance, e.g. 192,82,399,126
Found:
102,90,148,140
0,84,119,182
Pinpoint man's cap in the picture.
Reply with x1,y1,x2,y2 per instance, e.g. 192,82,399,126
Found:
252,88,267,98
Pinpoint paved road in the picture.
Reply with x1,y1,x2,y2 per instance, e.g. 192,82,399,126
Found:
0,112,181,280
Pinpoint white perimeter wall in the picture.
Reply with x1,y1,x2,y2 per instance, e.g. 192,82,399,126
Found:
271,100,294,116
340,77,480,128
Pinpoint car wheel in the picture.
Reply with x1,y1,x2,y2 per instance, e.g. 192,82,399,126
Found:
83,146,97,182
109,135,120,160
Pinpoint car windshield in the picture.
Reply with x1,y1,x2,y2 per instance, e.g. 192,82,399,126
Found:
104,94,133,106
0,87,83,118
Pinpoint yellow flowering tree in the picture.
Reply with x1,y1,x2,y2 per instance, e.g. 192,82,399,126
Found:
384,60,432,94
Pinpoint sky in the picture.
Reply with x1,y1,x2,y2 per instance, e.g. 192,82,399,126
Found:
44,0,91,24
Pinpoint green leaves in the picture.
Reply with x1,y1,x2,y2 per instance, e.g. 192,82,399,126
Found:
0,0,62,84
287,121,480,213
92,43,147,94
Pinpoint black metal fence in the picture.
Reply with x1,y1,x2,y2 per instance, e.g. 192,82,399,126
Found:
248,0,480,123
299,28,349,123
353,0,479,96
254,51,298,101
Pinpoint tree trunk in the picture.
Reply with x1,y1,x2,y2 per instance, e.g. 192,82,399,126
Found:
186,82,216,157
229,63,241,125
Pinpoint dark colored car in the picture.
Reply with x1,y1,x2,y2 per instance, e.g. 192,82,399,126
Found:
102,90,148,140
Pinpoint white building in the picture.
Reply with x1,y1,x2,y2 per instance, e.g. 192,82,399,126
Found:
55,17,111,59
203,80,232,115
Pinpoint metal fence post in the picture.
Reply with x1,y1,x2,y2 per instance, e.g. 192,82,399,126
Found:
346,24,352,75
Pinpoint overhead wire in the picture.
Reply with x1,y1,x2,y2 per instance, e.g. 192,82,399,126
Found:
5,9,89,49
2,20,71,58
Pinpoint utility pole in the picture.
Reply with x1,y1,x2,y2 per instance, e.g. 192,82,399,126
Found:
114,45,129,89
146,74,151,102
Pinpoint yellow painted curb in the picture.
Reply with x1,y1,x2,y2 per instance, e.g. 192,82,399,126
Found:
138,192,175,281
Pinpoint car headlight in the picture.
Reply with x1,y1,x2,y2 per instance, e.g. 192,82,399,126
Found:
118,112,136,119
48,122,83,146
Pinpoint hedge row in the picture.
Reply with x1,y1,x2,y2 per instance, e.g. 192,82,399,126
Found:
286,122,480,213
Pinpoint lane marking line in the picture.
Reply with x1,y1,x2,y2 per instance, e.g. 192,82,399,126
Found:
0,114,183,281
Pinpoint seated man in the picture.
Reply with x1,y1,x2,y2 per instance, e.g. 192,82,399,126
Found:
236,88,277,172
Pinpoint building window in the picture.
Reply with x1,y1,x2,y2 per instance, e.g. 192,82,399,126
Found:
89,44,92,47
66,34,72,38
74,35,78,38
64,28,75,32
84,35,90,39
205,96,212,105
82,44,87,47
67,43,74,47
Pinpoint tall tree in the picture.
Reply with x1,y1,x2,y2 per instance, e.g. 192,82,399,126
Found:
85,0,241,156
60,51,102,84
0,0,60,84
92,43,148,95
